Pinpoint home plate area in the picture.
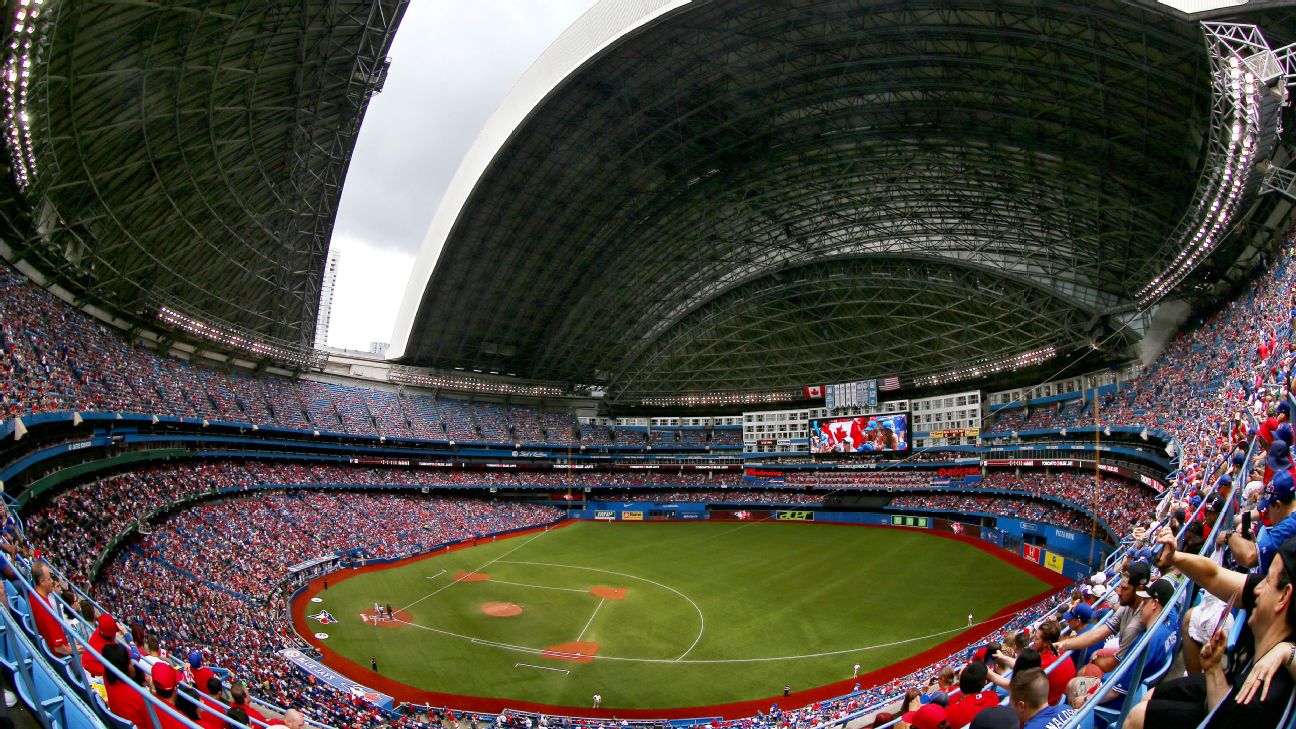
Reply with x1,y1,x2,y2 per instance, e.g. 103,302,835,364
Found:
359,607,411,628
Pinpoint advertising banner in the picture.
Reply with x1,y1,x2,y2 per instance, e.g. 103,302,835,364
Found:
279,649,394,710
594,510,617,521
1044,552,1065,573
622,511,643,521
1023,544,1041,563
774,510,815,521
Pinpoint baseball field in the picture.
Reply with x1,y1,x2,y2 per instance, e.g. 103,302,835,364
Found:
293,520,1064,715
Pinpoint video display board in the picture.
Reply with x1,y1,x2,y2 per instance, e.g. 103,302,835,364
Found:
808,413,909,454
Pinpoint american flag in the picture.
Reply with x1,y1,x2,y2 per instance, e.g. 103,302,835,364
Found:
878,376,901,391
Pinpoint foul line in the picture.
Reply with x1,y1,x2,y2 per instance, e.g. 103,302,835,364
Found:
489,578,588,594
499,559,706,661
425,570,446,581
576,599,605,641
394,615,994,664
398,531,549,613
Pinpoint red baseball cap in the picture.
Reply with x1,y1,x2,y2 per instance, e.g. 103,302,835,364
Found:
97,613,118,639
152,662,178,692
902,703,947,729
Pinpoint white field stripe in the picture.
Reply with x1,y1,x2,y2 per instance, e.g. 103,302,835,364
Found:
393,615,995,664
489,578,588,593
516,663,569,674
425,570,447,581
498,559,706,661
576,599,605,641
397,531,549,613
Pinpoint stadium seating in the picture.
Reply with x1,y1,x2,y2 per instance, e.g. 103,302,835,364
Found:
6,239,1296,729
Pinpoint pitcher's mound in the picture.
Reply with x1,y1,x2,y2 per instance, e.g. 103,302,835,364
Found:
542,641,600,663
454,571,491,582
590,587,626,600
359,608,411,628
481,602,523,617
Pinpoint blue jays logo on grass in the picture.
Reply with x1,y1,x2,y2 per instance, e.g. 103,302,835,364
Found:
308,610,337,624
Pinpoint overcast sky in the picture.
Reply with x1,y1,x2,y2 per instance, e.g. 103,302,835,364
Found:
325,1,598,352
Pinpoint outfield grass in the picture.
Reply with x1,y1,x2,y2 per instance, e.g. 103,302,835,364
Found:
304,521,1054,710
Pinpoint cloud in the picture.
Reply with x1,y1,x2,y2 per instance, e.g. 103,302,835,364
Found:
328,1,597,352
324,235,412,351
333,1,598,257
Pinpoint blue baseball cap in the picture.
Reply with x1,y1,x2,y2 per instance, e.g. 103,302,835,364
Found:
1063,603,1095,623
188,650,203,669
1279,423,1294,446
1268,440,1294,474
1279,401,1291,418
1232,453,1247,468
1260,470,1296,511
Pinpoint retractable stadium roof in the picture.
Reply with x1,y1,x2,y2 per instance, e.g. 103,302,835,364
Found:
389,0,1296,403
0,0,406,358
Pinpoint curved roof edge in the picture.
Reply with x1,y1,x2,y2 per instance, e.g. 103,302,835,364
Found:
387,0,696,360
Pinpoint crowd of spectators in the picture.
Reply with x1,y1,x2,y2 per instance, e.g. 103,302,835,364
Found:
84,491,559,729
0,265,750,451
22,459,743,585
10,237,1296,727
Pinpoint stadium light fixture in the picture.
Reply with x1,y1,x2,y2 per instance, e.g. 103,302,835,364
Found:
1135,22,1280,308
911,346,1057,388
157,306,317,367
2,0,44,189
638,390,798,408
388,367,567,398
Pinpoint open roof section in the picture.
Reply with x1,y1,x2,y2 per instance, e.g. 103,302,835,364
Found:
391,0,1296,401
1,0,406,353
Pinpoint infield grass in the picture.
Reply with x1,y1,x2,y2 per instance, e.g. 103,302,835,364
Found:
307,521,1052,710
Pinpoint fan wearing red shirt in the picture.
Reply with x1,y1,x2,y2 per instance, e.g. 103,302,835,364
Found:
189,650,215,691
1034,621,1076,706
102,643,152,729
151,662,191,729
83,613,121,677
198,676,228,729
945,662,999,728
229,684,267,725
28,561,70,657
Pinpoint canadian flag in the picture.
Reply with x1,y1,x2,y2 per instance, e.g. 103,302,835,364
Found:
804,385,824,398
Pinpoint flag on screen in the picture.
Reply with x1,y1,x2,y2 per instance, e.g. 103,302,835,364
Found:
803,385,824,398
878,376,901,391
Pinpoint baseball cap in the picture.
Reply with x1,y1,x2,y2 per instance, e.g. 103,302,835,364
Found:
1233,452,1247,468
96,613,118,639
152,662,178,692
1268,441,1294,476
1260,470,1296,511
1217,473,1233,488
1090,571,1108,586
188,650,203,669
970,706,1021,729
1136,578,1175,607
1064,603,1095,623
1278,401,1291,418
1125,561,1151,589
1279,423,1295,445
902,703,947,729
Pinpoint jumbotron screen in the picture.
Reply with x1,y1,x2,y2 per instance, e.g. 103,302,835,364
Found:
808,413,909,454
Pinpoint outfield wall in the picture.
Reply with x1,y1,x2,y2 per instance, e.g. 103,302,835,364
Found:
571,504,1096,581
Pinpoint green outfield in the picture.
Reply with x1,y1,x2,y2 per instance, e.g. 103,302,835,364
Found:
301,521,1055,710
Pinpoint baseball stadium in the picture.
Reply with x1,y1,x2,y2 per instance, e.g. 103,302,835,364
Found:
0,2,1295,729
